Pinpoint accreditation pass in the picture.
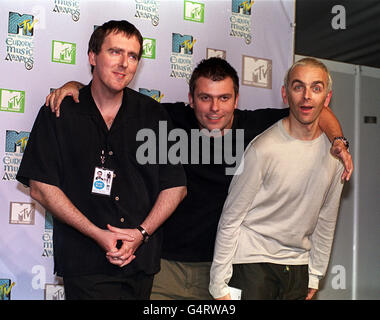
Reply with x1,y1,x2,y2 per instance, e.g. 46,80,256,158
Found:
92,167,114,196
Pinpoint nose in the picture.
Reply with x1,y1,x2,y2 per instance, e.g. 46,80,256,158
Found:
210,98,220,112
120,54,128,68
304,87,312,100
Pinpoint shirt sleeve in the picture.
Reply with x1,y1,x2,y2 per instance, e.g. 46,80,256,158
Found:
156,104,187,191
209,142,263,298
16,106,62,188
308,163,345,289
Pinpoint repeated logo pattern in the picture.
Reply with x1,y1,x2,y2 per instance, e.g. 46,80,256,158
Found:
0,0,294,300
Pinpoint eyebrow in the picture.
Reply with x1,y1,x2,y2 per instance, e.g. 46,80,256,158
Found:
197,92,233,98
108,47,138,55
291,79,325,87
108,47,123,52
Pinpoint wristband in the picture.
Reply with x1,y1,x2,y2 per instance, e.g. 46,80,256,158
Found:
136,225,150,243
333,136,349,149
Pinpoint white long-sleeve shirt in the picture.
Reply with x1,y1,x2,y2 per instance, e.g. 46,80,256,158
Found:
209,120,344,299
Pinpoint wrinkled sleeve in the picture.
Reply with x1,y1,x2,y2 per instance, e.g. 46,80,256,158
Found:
308,163,344,289
16,106,62,188
209,142,263,298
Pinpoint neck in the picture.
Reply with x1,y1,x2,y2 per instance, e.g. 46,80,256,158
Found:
91,80,123,130
91,80,123,113
283,116,322,141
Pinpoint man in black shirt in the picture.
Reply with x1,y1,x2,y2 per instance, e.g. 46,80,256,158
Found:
45,58,352,299
17,20,187,300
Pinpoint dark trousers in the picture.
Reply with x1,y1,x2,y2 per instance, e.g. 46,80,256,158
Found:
229,263,309,300
63,271,154,300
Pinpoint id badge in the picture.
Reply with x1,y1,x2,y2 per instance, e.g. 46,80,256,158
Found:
92,167,114,196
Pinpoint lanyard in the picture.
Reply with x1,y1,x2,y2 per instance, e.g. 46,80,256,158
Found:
100,150,106,167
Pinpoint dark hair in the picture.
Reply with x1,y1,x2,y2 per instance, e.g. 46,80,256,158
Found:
189,57,239,99
88,20,143,72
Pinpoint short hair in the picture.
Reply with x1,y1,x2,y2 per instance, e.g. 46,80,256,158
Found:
88,20,143,72
189,57,239,99
284,57,332,94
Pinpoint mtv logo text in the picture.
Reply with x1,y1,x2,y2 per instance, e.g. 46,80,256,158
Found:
0,279,15,300
230,0,253,44
6,12,36,69
0,89,25,113
8,12,37,36
2,130,29,181
207,48,227,60
232,0,253,15
9,202,35,225
170,33,196,80
52,40,76,64
172,33,196,55
5,130,29,153
242,55,272,89
184,1,205,23
143,38,156,59
45,284,65,300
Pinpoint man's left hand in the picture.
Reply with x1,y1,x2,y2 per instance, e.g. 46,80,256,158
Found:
105,224,143,267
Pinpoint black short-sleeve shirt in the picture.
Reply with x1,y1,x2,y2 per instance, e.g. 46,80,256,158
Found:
16,84,186,277
160,102,289,262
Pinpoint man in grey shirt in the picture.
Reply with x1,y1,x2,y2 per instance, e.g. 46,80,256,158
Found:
210,58,345,300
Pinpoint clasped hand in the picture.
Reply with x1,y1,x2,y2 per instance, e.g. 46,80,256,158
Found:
97,224,143,268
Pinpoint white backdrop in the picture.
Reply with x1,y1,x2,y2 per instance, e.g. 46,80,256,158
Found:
0,0,295,300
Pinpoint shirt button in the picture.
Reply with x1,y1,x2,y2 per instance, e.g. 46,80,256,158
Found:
108,151,113,156
113,173,116,178
115,196,119,201
120,217,124,223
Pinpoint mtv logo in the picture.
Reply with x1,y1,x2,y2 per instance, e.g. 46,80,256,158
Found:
52,40,76,64
0,89,25,113
232,0,253,15
0,279,15,300
206,48,226,60
242,55,272,89
184,1,205,23
143,38,156,59
8,12,37,36
5,130,30,153
172,33,196,55
139,88,164,102
45,284,65,300
9,202,35,225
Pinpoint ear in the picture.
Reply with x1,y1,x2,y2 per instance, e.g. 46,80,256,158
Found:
324,91,332,107
88,51,96,69
281,86,288,105
188,92,194,109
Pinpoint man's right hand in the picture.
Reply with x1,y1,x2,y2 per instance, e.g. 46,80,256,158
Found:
105,225,144,268
92,226,136,266
45,81,83,117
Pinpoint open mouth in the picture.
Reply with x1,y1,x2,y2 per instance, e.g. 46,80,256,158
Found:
300,106,313,111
